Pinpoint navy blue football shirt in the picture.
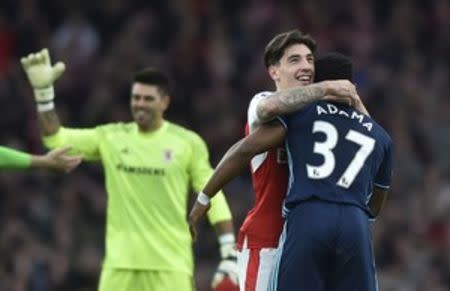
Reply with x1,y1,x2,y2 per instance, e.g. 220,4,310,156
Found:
278,101,393,217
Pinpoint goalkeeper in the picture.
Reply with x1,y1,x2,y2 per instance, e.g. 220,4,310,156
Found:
0,145,81,172
21,48,238,291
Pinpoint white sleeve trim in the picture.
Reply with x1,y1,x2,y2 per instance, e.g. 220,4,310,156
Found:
275,116,287,129
247,91,275,173
247,91,274,132
250,152,268,173
374,183,390,189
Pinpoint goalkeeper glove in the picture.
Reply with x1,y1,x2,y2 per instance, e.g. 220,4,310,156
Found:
20,48,65,111
212,234,239,291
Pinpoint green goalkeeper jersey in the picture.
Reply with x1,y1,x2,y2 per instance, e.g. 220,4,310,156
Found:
43,121,232,274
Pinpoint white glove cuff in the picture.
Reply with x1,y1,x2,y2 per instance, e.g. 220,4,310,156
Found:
37,101,55,112
218,233,236,245
34,87,54,103
219,234,237,259
197,191,210,206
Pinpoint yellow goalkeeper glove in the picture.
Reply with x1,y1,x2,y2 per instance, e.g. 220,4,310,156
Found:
20,48,65,110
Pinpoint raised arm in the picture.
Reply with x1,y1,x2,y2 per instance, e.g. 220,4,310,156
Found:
256,80,358,123
21,48,65,136
21,49,102,161
37,111,61,136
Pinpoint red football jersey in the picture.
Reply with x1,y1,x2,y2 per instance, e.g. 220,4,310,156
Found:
237,92,288,250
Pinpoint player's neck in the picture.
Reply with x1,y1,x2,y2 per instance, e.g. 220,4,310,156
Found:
138,119,164,133
275,83,287,91
275,83,282,91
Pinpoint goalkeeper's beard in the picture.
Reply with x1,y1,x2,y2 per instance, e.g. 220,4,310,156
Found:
133,110,157,130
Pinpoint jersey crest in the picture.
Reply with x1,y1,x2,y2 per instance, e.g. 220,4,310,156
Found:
164,149,173,162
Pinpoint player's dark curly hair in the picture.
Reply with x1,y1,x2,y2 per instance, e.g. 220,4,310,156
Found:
264,29,317,68
315,52,353,82
132,68,172,96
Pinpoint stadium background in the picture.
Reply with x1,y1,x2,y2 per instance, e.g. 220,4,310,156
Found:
0,0,449,290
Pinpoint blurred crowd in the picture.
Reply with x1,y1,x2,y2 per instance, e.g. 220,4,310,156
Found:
0,0,449,290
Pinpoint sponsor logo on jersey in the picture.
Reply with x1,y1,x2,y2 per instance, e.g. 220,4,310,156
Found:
116,163,165,176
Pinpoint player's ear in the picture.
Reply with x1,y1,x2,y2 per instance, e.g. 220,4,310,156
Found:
268,65,279,82
161,94,171,111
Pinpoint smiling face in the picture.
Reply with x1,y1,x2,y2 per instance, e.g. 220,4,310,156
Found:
130,82,170,132
268,43,315,90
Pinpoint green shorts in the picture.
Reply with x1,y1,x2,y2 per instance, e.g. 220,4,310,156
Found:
98,268,195,291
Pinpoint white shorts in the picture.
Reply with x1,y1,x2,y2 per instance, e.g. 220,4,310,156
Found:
237,238,278,291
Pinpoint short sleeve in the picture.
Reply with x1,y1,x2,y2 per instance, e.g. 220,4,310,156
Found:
43,126,102,161
247,91,274,131
374,138,393,189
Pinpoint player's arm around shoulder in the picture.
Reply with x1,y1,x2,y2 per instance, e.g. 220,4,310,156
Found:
188,119,286,238
255,80,359,123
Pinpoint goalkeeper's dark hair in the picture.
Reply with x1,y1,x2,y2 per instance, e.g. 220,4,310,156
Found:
314,52,353,82
264,29,317,68
132,68,172,96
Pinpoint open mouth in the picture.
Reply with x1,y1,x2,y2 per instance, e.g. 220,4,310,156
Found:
296,75,312,84
134,110,148,120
